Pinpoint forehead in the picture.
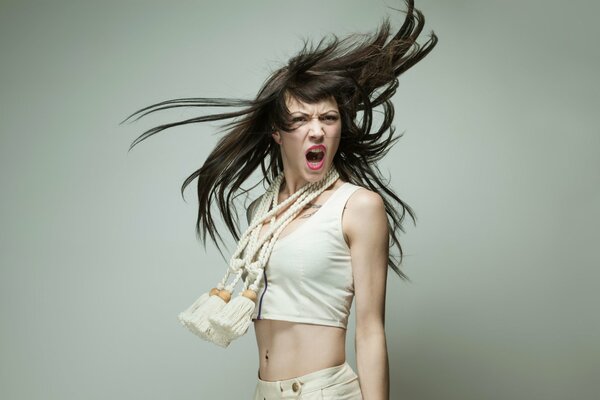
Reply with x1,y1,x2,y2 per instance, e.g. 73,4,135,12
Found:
284,95,339,113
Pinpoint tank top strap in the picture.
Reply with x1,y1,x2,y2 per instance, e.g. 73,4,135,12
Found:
324,181,363,220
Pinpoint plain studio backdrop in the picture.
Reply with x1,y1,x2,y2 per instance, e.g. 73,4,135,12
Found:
1,0,598,399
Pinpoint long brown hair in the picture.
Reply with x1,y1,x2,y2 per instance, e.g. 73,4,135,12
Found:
122,0,438,280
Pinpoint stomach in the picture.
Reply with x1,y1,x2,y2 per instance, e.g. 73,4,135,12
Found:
253,319,347,381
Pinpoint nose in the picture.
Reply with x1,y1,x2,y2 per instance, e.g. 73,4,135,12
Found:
307,117,325,140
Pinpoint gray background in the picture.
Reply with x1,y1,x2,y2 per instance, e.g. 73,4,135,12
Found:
1,0,598,399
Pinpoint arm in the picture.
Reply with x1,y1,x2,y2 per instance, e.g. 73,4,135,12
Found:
345,189,390,400
243,196,262,281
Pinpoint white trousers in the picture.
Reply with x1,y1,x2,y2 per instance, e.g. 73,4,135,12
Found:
252,361,362,400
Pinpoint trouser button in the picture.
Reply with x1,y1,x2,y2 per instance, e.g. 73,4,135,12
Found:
292,382,300,392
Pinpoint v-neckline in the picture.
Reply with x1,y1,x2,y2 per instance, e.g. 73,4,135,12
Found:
264,181,348,246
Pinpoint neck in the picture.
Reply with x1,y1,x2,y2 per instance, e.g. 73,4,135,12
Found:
279,168,338,199
279,174,308,197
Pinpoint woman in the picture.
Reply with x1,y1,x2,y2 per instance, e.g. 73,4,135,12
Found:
123,1,436,398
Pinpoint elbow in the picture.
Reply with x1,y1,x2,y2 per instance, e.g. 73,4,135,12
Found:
355,320,386,344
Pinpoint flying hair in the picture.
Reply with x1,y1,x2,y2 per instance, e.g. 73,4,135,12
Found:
121,0,438,280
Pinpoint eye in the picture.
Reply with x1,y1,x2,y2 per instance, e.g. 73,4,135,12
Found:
322,114,339,122
288,116,307,129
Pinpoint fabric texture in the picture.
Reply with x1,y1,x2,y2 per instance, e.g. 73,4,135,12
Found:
248,181,362,328
252,361,362,400
178,168,340,347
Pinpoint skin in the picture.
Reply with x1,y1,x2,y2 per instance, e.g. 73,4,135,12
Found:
252,95,390,399
271,94,342,194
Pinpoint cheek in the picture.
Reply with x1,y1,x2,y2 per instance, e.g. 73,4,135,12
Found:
280,137,303,158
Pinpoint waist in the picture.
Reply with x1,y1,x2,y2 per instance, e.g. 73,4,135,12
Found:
254,319,346,381
255,361,357,397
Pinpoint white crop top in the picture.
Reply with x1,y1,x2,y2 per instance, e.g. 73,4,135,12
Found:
246,181,362,329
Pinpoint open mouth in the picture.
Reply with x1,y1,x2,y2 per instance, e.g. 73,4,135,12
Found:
305,146,325,170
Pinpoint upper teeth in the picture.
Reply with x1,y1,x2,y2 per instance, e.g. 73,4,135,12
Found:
309,149,323,153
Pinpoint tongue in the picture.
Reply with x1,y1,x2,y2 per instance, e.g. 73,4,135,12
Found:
307,152,324,162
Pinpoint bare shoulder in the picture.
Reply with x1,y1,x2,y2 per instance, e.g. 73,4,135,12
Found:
343,187,388,247
346,186,384,210
246,194,264,224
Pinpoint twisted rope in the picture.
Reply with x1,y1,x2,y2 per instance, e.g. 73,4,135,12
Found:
218,166,339,294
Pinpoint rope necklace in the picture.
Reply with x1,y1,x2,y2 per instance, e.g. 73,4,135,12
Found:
178,166,340,347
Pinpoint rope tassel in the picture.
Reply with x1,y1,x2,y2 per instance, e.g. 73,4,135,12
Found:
210,289,257,340
178,291,210,329
182,289,231,340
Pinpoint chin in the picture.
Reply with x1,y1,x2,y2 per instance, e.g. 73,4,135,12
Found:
285,160,334,186
304,163,331,181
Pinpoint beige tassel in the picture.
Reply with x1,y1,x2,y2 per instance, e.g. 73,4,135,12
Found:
209,289,257,340
178,291,211,329
185,289,231,340
208,331,232,348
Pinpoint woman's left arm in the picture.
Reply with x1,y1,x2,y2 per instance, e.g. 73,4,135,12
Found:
345,189,390,400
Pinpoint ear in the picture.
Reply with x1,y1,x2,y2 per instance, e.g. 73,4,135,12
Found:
272,130,282,145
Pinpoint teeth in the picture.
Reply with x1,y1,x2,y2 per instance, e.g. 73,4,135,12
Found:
306,148,324,164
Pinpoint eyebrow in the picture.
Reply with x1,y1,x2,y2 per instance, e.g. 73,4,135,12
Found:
289,110,339,115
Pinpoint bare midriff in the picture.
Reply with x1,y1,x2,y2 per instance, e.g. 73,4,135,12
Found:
254,319,346,381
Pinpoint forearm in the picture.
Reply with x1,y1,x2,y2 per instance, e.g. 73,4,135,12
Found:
356,330,389,400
